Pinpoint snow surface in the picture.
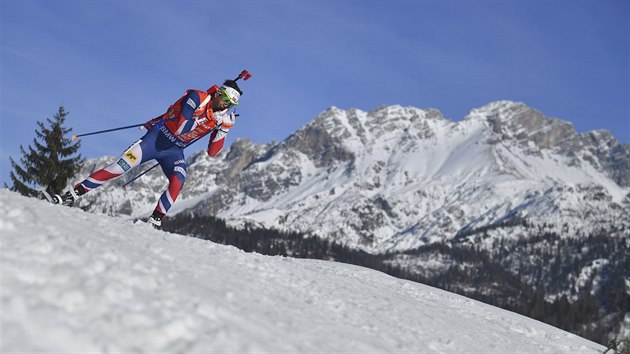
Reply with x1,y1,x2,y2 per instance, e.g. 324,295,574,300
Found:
0,190,604,353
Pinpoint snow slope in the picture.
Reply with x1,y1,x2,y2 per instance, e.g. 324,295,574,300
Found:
0,190,604,353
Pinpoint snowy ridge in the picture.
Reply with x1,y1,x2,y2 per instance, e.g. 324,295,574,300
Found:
0,190,605,353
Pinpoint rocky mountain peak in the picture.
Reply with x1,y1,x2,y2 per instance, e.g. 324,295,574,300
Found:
466,101,576,148
460,101,629,187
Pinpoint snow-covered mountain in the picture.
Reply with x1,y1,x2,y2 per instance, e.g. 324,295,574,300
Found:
76,101,629,253
0,190,606,353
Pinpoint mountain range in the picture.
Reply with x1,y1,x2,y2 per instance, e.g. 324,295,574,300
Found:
76,101,629,246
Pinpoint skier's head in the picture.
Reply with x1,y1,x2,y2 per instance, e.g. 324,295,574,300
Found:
223,79,243,98
212,79,243,111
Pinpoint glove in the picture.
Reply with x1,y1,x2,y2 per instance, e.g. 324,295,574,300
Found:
219,112,236,133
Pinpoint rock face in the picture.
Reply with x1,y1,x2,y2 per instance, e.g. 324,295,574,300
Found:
467,101,629,186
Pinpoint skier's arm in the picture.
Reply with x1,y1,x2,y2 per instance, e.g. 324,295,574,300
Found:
207,112,236,157
207,130,226,157
143,90,200,129
178,90,201,121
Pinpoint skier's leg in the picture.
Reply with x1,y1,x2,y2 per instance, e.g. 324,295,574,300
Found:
52,136,146,205
148,151,187,227
155,159,187,215
53,138,150,206
79,138,150,193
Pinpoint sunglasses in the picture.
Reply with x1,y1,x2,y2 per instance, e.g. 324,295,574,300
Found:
218,88,239,106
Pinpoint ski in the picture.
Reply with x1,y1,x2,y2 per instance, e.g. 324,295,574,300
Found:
40,188,70,206
40,189,56,204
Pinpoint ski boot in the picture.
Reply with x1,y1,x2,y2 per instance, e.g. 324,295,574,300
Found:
52,184,87,206
148,210,165,229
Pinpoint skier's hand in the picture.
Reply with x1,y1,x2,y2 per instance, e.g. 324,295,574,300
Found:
143,116,162,130
219,112,236,132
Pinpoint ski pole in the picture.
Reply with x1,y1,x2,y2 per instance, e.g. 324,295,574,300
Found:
121,162,160,189
72,122,147,140
71,115,176,140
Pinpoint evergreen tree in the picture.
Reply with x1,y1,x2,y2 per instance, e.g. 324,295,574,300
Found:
7,106,84,196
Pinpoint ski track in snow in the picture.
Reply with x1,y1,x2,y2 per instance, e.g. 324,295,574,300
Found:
0,190,604,353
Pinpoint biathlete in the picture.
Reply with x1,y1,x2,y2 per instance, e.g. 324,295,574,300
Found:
52,77,246,228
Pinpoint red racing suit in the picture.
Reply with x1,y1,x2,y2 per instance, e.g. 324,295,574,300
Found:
78,85,234,218
145,85,229,156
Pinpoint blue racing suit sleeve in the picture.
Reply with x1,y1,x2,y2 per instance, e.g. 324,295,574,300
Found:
179,90,201,120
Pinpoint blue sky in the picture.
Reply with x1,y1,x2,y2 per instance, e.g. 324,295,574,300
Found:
1,0,628,187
